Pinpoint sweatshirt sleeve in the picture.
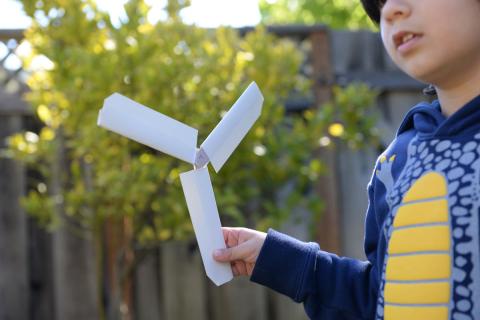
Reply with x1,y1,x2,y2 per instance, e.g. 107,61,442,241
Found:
250,182,381,320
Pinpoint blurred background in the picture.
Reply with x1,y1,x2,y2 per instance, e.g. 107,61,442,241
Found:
0,0,428,319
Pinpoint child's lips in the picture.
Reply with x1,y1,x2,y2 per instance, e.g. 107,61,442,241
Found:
393,32,423,54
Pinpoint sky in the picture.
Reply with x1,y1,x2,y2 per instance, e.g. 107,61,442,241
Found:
0,0,262,29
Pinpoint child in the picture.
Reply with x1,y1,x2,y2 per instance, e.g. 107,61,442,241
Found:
213,0,480,319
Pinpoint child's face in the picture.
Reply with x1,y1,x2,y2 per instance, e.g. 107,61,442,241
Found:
380,0,480,87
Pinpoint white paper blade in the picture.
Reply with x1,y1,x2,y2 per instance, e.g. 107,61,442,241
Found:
98,93,198,164
179,168,233,286
199,82,264,172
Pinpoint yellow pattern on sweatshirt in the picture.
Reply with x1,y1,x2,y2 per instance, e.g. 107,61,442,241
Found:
384,172,451,320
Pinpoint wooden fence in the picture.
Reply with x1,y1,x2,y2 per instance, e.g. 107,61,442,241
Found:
0,25,427,320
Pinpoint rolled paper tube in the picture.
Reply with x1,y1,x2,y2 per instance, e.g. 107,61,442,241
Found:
200,82,264,172
98,93,198,164
179,167,233,286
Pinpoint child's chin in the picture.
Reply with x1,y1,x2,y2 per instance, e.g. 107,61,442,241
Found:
400,61,438,85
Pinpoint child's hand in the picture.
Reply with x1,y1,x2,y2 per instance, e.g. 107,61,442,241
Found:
213,227,267,277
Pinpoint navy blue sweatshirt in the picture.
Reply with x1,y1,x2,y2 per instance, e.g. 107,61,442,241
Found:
251,95,480,320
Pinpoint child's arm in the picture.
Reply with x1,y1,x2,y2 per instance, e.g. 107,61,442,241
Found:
213,182,380,320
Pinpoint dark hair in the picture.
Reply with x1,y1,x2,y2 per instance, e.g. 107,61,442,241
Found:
360,0,383,24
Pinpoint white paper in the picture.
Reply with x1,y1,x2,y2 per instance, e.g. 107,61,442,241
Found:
97,83,264,285
199,82,264,172
179,167,233,286
98,93,198,164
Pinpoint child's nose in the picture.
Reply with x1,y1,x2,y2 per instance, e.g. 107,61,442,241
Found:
381,0,412,24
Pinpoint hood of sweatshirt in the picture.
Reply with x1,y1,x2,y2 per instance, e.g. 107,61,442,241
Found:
397,94,480,139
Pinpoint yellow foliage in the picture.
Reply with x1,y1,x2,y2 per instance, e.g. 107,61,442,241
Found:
13,0,377,245
36,104,51,124
328,123,345,137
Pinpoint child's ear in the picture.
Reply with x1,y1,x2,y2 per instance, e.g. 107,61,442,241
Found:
423,85,437,96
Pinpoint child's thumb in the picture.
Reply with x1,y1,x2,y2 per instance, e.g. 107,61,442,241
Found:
213,242,250,262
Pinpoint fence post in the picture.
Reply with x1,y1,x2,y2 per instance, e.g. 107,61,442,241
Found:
310,29,342,254
0,97,29,320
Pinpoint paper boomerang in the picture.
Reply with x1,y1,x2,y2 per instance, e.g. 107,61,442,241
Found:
97,82,264,286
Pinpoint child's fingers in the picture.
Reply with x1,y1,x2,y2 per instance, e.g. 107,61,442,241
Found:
213,241,251,262
222,227,240,247
232,261,247,276
222,227,233,240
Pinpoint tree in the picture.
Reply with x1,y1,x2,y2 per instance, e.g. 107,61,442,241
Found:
259,0,376,30
10,0,378,317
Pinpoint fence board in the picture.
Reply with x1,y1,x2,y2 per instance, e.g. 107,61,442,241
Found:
29,222,55,320
52,226,99,320
159,241,208,320
134,250,163,320
0,88,31,116
337,144,378,259
50,134,99,320
269,291,308,320
208,276,268,320
0,115,29,320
